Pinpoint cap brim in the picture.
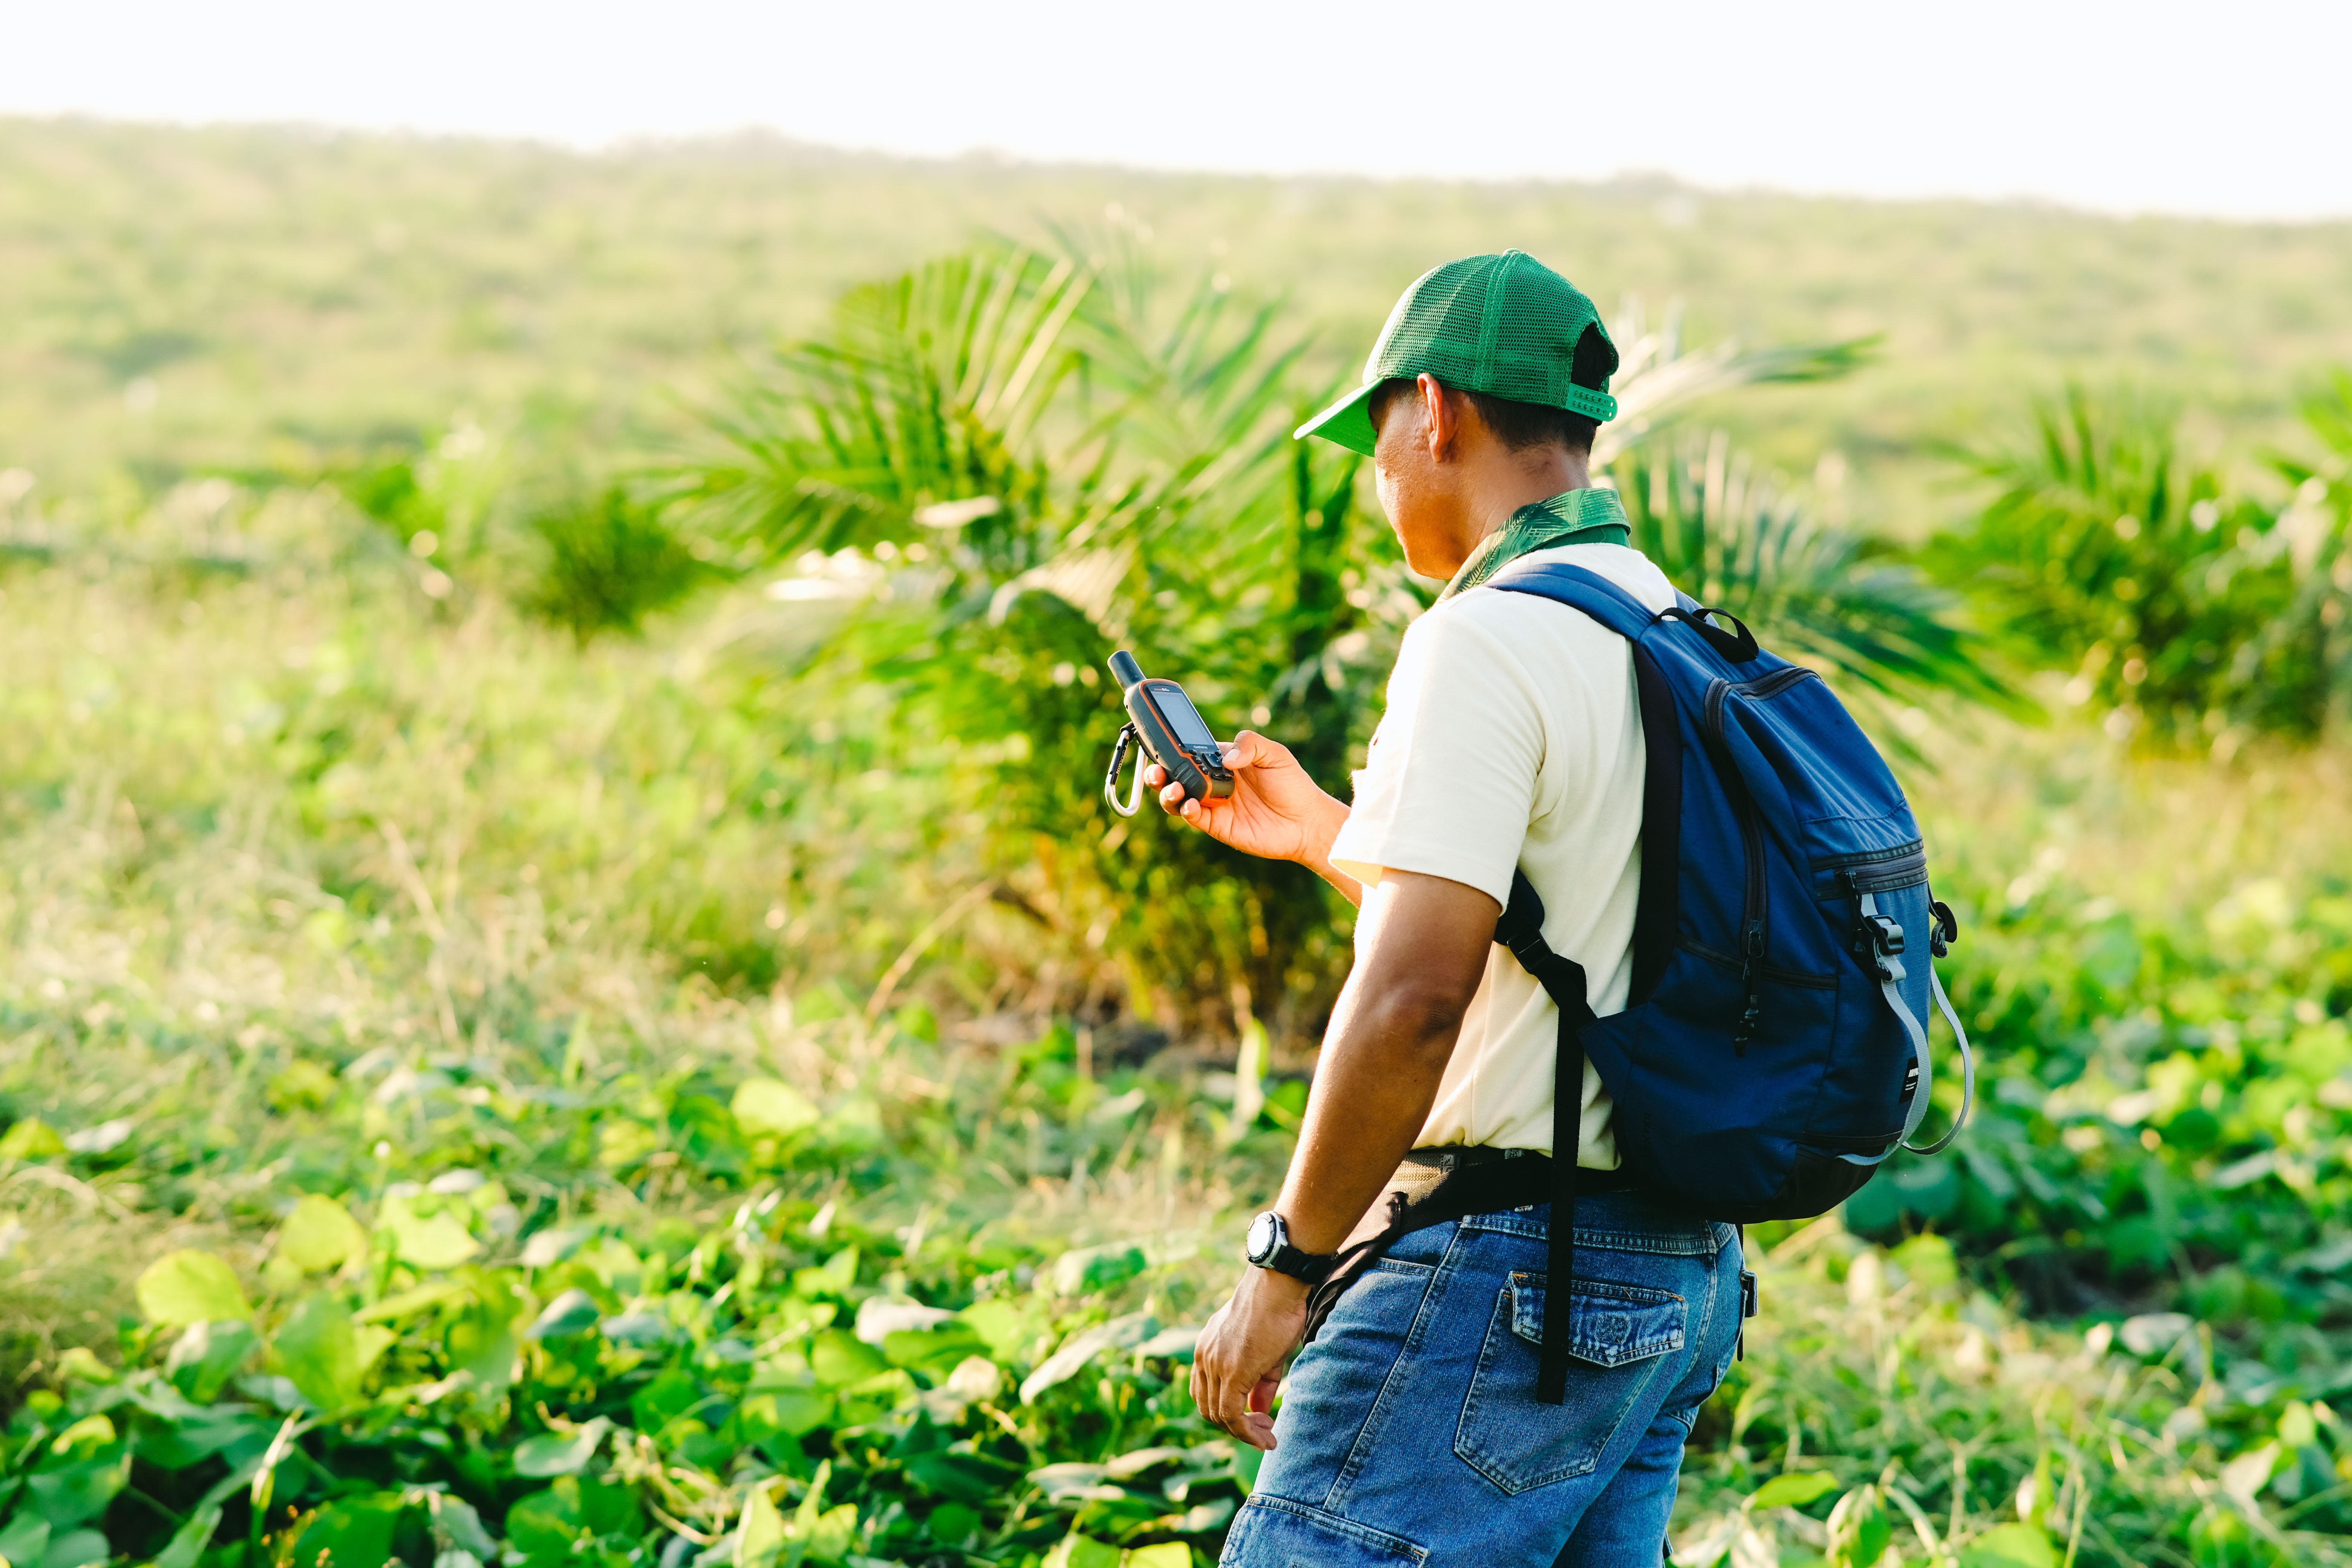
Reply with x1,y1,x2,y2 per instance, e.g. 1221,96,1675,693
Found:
1292,380,1381,455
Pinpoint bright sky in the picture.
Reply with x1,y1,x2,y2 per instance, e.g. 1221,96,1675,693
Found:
8,0,2348,220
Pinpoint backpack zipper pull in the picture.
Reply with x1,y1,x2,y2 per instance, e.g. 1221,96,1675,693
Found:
1733,919,1765,1055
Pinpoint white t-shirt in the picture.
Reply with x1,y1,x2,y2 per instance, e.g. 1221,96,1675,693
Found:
1326,541,1681,1167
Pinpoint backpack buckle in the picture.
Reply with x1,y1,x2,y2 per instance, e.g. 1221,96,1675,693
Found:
1857,913,1905,979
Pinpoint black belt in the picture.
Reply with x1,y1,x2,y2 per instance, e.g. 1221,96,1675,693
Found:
1300,1146,1644,1351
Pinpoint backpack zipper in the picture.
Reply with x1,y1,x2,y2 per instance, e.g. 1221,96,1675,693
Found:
1819,841,1928,893
1726,666,1819,702
1703,677,1770,1054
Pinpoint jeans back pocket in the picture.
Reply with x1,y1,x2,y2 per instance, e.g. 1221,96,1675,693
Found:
1453,1271,1686,1495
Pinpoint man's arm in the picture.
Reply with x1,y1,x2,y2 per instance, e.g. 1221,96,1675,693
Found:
1188,868,1498,1450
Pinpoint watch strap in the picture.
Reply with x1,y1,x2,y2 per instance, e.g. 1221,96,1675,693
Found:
1265,1240,1337,1285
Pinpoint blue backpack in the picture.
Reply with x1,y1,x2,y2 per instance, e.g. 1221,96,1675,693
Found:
1483,560,1973,1401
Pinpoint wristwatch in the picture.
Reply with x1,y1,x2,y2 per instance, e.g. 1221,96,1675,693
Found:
1245,1211,1338,1284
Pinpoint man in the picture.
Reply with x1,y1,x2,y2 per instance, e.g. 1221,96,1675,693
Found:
1144,252,1745,1566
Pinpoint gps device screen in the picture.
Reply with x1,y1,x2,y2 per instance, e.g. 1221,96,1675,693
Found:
1154,685,1218,750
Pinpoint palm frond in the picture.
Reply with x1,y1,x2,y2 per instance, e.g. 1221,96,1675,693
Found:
1614,430,2003,714
1596,295,1876,465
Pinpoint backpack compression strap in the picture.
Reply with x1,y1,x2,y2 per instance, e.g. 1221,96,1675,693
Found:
1850,891,1977,1162
1493,870,1599,1406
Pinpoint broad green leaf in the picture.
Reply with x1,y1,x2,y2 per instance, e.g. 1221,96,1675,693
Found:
421,1492,497,1559
1959,1524,2058,1568
925,1502,980,1547
1020,1312,1158,1404
152,1507,221,1568
882,1322,986,1372
136,1251,251,1326
354,1324,395,1376
0,1119,66,1161
803,1245,859,1295
504,1488,585,1557
273,1294,363,1412
283,1493,406,1568
275,1193,367,1274
380,1195,480,1270
733,1078,821,1138
810,1329,888,1387
26,1450,127,1528
1122,1547,1191,1568
1041,1534,1121,1568
1048,1243,1148,1297
737,1387,835,1440
904,1449,1020,1502
1750,1471,1841,1510
447,1277,522,1394
525,1288,602,1339
512,1419,608,1478
36,1528,107,1568
165,1318,259,1403
736,1484,785,1568
802,1503,856,1563
630,1369,703,1432
135,1408,270,1472
0,1514,51,1568
566,1476,637,1538
961,1297,1044,1360
1135,1324,1202,1360
1825,1485,1893,1568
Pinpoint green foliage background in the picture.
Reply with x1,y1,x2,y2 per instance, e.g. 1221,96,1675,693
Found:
2,120,2352,1568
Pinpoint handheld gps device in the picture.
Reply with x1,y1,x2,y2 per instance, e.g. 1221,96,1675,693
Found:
1103,650,1235,817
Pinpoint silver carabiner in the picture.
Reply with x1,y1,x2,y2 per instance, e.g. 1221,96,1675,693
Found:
1104,723,1148,817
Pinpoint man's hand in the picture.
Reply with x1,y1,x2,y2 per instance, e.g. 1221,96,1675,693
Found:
1190,1266,1309,1451
1145,732,1358,901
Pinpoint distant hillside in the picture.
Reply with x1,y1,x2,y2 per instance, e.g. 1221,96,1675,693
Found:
6,116,2351,531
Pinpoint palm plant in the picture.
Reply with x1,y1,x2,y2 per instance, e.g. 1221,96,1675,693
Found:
1929,387,2345,748
676,243,1365,1035
678,245,1988,1032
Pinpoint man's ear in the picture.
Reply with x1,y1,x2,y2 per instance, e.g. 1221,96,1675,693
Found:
1419,374,1457,462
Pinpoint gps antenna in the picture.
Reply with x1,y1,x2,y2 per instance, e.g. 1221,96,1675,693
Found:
1107,651,1144,691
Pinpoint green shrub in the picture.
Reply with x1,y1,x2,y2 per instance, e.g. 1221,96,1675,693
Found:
522,487,715,641
1931,387,2351,749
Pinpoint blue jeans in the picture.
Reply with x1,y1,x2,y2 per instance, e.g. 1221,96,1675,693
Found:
1219,1192,1744,1568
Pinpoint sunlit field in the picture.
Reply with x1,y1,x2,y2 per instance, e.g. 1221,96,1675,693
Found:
2,119,2350,1568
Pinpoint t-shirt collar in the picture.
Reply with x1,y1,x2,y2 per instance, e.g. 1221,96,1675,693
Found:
1438,487,1631,601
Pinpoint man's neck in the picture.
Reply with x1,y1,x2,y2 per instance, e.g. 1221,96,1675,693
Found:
1447,453,1591,571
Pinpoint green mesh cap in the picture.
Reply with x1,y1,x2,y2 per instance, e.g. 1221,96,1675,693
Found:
1294,250,1619,455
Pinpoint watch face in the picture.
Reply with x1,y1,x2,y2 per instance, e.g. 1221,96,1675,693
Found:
1246,1211,1278,1264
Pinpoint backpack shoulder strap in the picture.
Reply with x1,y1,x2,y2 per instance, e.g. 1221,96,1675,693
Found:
1485,560,1663,643
1488,560,1683,1007
1493,870,1599,1407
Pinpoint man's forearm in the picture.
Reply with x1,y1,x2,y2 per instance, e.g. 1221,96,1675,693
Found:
1266,872,1501,1254
1272,992,1460,1253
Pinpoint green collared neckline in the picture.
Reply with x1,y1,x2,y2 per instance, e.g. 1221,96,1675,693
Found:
1438,487,1632,601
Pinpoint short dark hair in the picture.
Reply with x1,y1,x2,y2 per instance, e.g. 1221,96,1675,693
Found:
1368,322,1617,456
